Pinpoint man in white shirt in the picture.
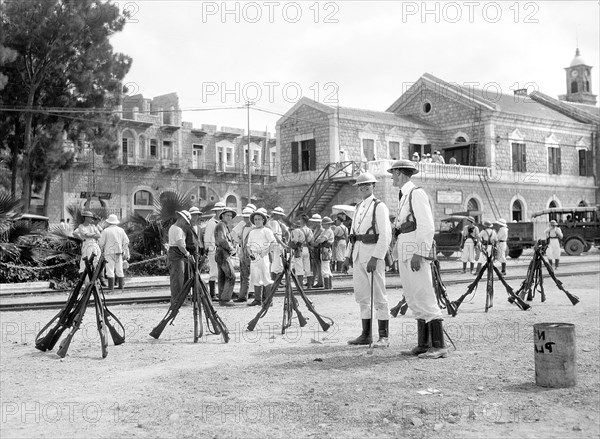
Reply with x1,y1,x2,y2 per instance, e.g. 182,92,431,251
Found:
99,214,130,292
203,201,225,300
389,159,447,359
167,211,191,306
343,172,392,348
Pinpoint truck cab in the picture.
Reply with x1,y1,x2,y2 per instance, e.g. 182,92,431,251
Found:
531,206,600,255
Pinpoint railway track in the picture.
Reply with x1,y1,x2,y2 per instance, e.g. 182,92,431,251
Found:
2,266,597,312
1,258,592,297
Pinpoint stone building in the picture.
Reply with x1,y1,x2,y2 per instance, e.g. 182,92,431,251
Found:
275,49,599,226
47,93,277,222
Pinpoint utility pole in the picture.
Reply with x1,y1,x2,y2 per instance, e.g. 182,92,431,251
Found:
246,101,254,204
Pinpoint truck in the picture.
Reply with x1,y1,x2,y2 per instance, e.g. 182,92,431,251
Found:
434,206,600,258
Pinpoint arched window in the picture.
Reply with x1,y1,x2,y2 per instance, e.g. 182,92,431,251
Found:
548,201,558,222
571,81,578,93
578,200,588,207
226,195,238,209
133,190,154,218
512,200,523,222
134,190,153,206
467,198,481,223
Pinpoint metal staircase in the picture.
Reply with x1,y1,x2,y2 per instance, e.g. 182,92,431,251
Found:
478,174,501,220
286,161,363,221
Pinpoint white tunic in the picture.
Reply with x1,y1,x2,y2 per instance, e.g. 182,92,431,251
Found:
247,227,276,287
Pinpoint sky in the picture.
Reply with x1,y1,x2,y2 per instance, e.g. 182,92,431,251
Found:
110,1,600,135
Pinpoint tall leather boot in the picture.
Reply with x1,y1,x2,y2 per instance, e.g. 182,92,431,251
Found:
117,276,125,290
462,262,467,273
336,261,343,273
347,319,372,345
555,260,559,269
263,285,272,307
501,263,506,275
324,277,332,290
418,319,448,359
209,280,217,301
107,277,115,292
400,319,429,355
248,286,262,306
306,276,314,289
470,262,475,274
374,320,389,348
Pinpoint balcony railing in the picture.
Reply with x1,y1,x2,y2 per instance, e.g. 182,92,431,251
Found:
365,160,491,182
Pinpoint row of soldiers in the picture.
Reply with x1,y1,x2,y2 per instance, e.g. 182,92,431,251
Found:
166,203,351,307
459,217,564,275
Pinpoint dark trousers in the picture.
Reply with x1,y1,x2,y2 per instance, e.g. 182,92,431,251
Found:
168,247,187,306
216,249,236,301
239,255,251,299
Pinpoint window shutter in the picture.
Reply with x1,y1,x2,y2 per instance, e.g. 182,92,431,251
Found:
556,148,561,175
291,141,299,173
512,143,519,171
308,139,317,171
521,144,527,172
586,150,593,176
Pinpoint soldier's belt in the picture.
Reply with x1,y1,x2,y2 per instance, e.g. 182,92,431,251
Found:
350,234,379,244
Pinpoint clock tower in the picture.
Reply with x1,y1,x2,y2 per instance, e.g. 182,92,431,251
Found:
560,48,597,105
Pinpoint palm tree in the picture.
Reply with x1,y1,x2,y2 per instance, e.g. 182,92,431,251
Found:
126,191,192,257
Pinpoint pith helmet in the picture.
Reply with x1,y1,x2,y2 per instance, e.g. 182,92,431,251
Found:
271,206,285,216
106,214,120,225
308,214,322,223
495,218,507,227
483,220,493,228
321,216,333,225
250,207,269,223
550,220,558,226
211,201,226,211
387,159,419,176
176,211,191,224
219,207,237,220
353,172,377,186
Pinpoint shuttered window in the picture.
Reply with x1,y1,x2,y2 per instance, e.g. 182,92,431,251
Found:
579,149,592,176
548,147,561,175
512,143,527,173
291,141,299,173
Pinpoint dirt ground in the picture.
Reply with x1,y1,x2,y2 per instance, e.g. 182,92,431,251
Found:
1,270,599,439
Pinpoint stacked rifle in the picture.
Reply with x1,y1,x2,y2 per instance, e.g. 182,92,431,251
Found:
511,240,579,306
35,255,125,358
451,246,530,314
247,249,333,334
150,255,229,343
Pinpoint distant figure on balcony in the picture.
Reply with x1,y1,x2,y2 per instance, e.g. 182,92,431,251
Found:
411,152,420,162
449,156,458,165
433,151,445,164
424,153,433,163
